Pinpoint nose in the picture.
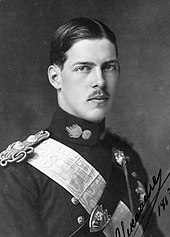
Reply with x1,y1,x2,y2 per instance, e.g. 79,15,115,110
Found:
92,68,105,88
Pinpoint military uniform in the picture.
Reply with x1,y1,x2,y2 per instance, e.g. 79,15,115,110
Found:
0,105,164,237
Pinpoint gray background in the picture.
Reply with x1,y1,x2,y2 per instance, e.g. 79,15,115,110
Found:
0,0,169,235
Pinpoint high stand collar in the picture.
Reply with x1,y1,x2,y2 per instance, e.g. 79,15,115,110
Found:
47,104,106,146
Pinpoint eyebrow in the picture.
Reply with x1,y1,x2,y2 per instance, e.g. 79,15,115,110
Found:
102,59,120,66
71,59,119,67
71,61,95,68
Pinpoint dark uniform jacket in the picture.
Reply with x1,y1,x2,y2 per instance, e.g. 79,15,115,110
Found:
0,105,164,237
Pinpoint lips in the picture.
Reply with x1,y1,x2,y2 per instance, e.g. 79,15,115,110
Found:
88,94,110,101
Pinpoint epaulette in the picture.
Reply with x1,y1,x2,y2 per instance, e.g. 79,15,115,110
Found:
0,130,50,167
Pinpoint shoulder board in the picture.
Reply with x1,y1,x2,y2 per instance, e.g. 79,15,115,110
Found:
0,130,50,167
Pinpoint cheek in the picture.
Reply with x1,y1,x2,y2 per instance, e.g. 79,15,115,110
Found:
107,78,117,93
61,80,75,94
62,80,83,100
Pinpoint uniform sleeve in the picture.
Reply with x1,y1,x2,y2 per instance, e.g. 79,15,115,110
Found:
0,163,46,237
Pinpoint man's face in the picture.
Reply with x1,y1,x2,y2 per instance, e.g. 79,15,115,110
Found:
54,38,119,122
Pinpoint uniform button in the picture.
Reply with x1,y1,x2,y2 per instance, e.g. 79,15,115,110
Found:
82,130,92,140
131,171,138,179
77,216,85,225
71,197,79,205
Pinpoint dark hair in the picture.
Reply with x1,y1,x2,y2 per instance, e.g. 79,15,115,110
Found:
50,18,118,69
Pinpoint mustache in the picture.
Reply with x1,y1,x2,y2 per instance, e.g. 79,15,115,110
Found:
88,88,110,100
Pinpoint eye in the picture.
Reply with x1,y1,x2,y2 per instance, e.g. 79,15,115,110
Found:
75,66,91,73
103,64,119,72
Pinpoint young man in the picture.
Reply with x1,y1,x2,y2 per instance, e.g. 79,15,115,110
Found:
0,18,164,237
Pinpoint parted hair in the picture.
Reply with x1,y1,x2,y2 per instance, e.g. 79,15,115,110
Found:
50,18,118,69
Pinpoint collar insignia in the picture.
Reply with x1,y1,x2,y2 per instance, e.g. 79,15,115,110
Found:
65,124,92,140
89,205,110,232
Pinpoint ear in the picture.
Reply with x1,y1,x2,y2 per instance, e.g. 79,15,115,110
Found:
48,64,62,90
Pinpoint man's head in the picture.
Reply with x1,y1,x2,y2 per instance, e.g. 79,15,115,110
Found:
48,18,119,122
50,18,118,69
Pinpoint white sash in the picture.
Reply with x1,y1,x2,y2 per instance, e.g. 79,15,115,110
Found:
28,138,106,214
28,138,143,237
104,201,143,237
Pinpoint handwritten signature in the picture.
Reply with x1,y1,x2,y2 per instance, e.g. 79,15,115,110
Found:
115,168,170,237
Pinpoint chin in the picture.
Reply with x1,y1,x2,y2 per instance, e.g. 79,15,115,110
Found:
84,111,106,123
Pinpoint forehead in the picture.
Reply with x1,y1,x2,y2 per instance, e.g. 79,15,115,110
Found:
65,38,117,65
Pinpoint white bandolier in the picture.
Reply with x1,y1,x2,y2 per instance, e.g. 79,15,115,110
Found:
0,130,144,237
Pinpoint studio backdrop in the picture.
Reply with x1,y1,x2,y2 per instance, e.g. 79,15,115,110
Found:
0,0,170,235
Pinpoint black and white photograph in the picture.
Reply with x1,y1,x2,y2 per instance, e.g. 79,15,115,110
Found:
0,0,169,236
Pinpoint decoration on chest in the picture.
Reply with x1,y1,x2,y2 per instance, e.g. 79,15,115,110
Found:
0,130,50,167
112,147,147,211
112,148,130,166
65,124,92,140
135,180,146,203
89,205,110,232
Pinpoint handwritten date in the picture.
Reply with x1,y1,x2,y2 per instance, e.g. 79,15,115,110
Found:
157,187,170,217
